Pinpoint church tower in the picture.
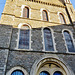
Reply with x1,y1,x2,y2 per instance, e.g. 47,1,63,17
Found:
0,0,75,75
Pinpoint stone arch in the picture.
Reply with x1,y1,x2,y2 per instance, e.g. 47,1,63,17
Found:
30,55,74,75
6,66,29,75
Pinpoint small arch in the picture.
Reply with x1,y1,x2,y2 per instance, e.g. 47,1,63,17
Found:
18,23,32,29
6,66,29,75
42,10,48,21
23,7,29,18
62,29,75,52
11,70,24,75
59,13,66,24
21,5,31,18
17,23,31,50
30,56,72,75
40,8,50,21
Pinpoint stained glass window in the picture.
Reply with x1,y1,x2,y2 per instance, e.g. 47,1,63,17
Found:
18,25,30,49
23,7,29,18
64,31,75,52
59,13,66,24
42,10,48,21
11,70,24,75
43,28,54,51
40,71,49,75
53,71,62,75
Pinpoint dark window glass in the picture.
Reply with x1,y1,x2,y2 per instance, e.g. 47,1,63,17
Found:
64,31,75,52
23,7,29,18
59,13,66,24
42,10,48,21
44,28,54,51
11,70,24,75
18,25,30,49
53,71,62,75
40,71,49,75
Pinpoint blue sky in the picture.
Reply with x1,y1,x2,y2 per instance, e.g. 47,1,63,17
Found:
0,0,75,19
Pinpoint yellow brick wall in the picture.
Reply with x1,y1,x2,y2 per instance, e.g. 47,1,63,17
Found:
66,4,75,23
0,0,72,28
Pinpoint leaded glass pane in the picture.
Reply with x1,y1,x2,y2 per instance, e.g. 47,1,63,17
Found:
40,71,49,75
44,28,54,51
53,71,62,75
18,29,30,49
11,70,24,75
64,31,75,52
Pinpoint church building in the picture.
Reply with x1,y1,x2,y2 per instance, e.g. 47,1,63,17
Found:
0,0,75,75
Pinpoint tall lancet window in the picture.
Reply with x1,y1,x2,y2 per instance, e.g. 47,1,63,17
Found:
23,7,29,18
59,13,66,24
18,25,30,49
43,28,54,51
11,70,24,75
63,30,75,52
42,10,48,21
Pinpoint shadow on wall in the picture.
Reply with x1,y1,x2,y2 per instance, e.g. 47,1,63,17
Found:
58,0,65,4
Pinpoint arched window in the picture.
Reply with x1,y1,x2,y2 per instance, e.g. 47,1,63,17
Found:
40,71,49,75
11,70,24,75
59,13,66,24
43,28,54,51
66,0,70,3
63,30,75,52
53,71,62,75
23,7,29,18
18,25,30,49
42,10,48,21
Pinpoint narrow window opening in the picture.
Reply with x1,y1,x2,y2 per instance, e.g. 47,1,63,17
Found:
42,10,48,21
64,30,75,52
59,13,66,24
23,7,29,18
43,28,54,51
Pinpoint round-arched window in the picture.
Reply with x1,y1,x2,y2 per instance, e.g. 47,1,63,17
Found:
11,70,24,75
40,71,50,75
42,10,48,21
43,28,54,51
59,13,66,24
53,71,62,75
